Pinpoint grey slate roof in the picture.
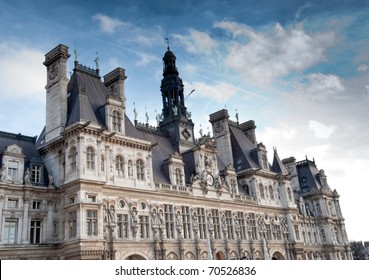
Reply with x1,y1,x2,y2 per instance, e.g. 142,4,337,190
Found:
0,131,43,167
271,149,288,174
229,125,259,170
296,160,323,192
66,68,109,126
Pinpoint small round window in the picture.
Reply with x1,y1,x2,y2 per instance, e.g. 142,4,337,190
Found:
119,200,125,208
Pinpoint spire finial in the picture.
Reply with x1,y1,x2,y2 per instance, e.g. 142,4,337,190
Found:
165,36,170,50
94,51,100,70
133,102,138,122
74,43,79,62
145,106,149,124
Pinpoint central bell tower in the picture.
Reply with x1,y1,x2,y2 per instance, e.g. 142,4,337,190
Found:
159,47,194,153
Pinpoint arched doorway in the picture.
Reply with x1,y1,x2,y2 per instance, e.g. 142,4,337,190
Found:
125,254,146,260
271,251,285,260
215,251,225,260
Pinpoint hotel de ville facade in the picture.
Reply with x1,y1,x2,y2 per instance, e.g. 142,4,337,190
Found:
0,44,352,260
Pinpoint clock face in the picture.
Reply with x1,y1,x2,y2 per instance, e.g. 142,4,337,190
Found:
206,173,214,186
214,121,223,133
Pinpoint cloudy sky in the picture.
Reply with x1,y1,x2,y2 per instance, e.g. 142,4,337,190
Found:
0,0,368,241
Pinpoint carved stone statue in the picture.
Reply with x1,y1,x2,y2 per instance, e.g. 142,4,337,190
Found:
0,164,5,182
24,168,31,185
48,173,54,188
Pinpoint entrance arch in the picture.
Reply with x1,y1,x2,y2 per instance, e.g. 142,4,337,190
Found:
125,254,146,260
215,251,226,260
271,251,285,260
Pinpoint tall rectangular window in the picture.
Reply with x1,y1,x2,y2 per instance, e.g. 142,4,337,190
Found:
139,215,149,238
69,211,77,238
181,206,191,239
3,219,17,244
31,164,42,183
266,224,272,240
225,210,234,240
248,213,257,240
30,220,42,244
117,214,128,238
294,224,300,240
197,208,207,239
86,147,95,170
164,204,174,239
211,209,221,240
87,210,98,236
237,212,246,240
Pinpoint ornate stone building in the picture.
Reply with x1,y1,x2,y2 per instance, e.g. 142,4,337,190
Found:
0,44,352,260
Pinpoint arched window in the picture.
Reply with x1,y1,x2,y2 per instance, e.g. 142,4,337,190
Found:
175,168,183,185
69,146,77,172
112,110,122,132
259,184,265,199
86,147,95,170
244,184,250,196
136,159,145,180
116,155,124,177
269,186,274,200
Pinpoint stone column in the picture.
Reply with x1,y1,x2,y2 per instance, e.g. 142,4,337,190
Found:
21,198,30,244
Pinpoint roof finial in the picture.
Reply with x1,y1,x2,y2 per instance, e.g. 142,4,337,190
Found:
165,36,170,50
74,43,79,63
235,109,239,124
133,102,138,122
145,106,149,124
94,51,100,70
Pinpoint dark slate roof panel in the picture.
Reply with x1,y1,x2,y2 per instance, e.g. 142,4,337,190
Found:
67,70,109,126
229,125,259,170
0,131,42,165
271,150,288,174
296,160,321,192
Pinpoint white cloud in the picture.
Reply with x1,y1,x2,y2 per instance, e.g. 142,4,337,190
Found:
185,81,238,103
357,64,369,72
308,120,337,139
0,42,45,102
92,13,125,33
294,73,345,100
173,29,216,56
295,2,313,20
214,20,336,87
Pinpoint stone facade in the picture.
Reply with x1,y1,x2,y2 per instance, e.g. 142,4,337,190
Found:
0,44,352,260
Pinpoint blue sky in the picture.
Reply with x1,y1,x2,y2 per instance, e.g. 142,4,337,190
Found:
0,0,368,241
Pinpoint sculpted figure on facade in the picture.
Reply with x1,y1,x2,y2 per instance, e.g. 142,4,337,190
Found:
24,168,31,185
0,164,6,182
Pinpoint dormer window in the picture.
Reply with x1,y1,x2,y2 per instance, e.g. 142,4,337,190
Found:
112,110,122,132
7,160,19,181
175,168,183,185
31,164,42,184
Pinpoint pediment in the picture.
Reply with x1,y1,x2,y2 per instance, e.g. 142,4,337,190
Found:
4,144,23,155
